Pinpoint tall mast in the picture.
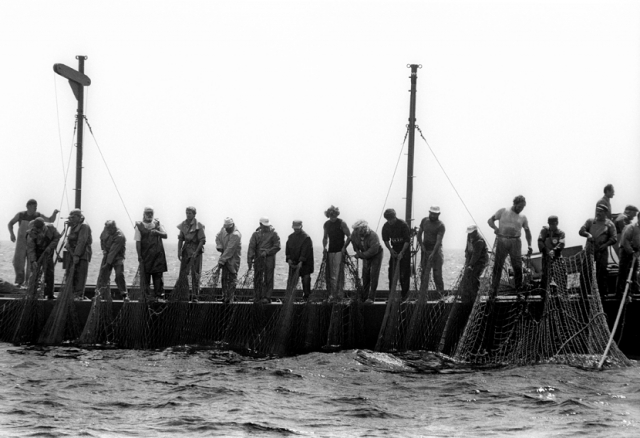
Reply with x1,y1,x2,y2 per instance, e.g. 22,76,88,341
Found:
74,56,87,209
405,64,420,228
53,56,91,210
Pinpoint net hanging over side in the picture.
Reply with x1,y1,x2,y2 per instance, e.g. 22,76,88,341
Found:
453,242,631,368
77,257,114,346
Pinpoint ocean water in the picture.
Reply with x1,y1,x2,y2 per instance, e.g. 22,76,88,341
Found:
1,345,639,437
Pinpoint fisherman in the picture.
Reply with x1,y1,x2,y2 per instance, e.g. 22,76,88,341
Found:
416,206,445,298
285,220,314,301
177,206,206,301
381,208,411,301
579,204,616,298
596,184,615,220
461,225,488,302
487,195,533,297
99,220,128,301
348,220,383,304
7,199,59,287
613,205,638,257
248,217,281,304
537,215,566,293
26,217,61,300
616,221,640,299
216,217,242,303
65,209,92,300
134,206,168,301
322,205,351,301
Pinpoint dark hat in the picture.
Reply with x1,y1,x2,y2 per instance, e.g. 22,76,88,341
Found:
383,208,397,219
33,217,45,228
548,215,559,223
325,205,340,218
596,204,609,213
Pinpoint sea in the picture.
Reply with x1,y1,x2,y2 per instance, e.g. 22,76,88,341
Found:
1,241,639,437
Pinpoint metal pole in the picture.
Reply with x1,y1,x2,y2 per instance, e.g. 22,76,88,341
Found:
75,56,87,209
405,64,419,227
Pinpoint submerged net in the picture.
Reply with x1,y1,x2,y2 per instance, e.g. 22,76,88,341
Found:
77,257,114,346
453,242,630,367
38,266,81,345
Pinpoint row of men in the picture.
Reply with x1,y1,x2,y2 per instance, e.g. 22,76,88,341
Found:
10,187,640,302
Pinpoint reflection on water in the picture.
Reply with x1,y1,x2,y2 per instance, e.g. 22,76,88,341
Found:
0,344,639,437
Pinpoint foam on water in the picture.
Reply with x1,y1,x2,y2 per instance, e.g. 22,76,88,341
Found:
0,344,639,437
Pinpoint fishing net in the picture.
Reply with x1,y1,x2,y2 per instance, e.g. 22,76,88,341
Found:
452,242,631,368
0,260,46,344
77,257,115,346
38,266,82,345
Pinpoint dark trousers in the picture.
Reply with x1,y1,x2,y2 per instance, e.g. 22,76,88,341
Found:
101,263,127,295
254,256,276,300
594,249,609,298
70,259,89,299
287,266,311,299
491,237,523,296
179,253,202,298
144,272,164,297
421,248,444,292
388,253,411,300
461,262,486,303
221,266,237,301
38,256,55,298
617,251,638,298
362,251,383,300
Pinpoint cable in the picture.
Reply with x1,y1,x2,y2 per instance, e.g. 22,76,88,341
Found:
376,127,410,233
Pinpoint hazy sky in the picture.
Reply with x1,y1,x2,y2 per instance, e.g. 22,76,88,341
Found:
1,0,639,254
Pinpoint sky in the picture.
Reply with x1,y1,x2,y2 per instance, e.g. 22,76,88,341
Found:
1,0,639,255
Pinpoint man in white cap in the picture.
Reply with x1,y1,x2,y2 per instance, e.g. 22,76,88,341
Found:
216,217,242,303
487,195,533,297
248,217,281,303
462,224,488,301
349,220,383,304
417,206,446,297
285,220,314,300
134,206,168,301
65,208,92,300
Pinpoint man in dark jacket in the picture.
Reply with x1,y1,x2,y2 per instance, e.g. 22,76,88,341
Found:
285,220,314,300
579,205,617,298
65,209,92,300
248,217,281,304
462,225,488,302
135,207,168,300
381,208,411,301
100,220,128,300
26,217,61,299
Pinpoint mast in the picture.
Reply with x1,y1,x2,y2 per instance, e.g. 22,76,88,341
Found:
74,56,87,209
53,56,91,210
405,64,420,228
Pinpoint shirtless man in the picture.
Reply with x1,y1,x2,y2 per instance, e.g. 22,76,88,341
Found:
487,195,533,297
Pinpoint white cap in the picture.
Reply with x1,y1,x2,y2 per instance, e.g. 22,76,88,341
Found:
466,225,477,234
429,206,441,214
259,217,270,226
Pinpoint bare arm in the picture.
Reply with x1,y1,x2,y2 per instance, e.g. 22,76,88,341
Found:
7,213,20,242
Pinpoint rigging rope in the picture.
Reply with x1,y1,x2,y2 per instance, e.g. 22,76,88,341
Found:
376,127,410,233
416,125,487,242
82,115,134,229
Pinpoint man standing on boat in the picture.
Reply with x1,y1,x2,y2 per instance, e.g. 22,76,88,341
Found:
613,205,638,257
7,199,59,287
417,206,445,298
322,205,350,301
65,209,92,300
596,184,615,220
216,217,242,303
135,207,168,301
99,220,128,301
462,225,488,302
616,220,640,299
348,220,383,304
579,204,616,298
487,195,533,297
177,206,206,301
285,220,314,301
537,215,566,293
248,217,281,304
26,217,61,300
381,208,411,301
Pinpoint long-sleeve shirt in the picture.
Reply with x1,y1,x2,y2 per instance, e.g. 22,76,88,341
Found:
465,235,488,267
66,221,92,262
350,230,383,259
177,219,206,257
216,227,242,273
100,228,127,265
620,223,640,255
248,226,281,261
26,224,61,263
579,218,616,252
537,226,565,255
285,230,314,276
